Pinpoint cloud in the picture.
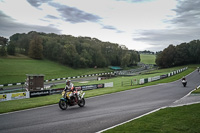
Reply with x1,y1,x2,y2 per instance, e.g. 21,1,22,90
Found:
171,0,200,27
48,2,102,23
101,25,124,33
102,25,117,30
26,0,52,8
134,28,200,43
27,0,102,23
45,15,59,20
0,11,61,38
133,0,200,51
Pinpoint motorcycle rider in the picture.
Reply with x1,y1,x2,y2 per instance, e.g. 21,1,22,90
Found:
65,80,78,103
65,80,74,91
182,76,187,87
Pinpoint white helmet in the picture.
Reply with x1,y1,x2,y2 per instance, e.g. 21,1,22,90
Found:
66,80,71,84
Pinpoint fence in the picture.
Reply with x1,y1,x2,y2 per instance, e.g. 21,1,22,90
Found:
139,67,188,85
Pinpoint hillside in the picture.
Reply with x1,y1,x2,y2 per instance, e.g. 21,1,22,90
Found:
1,53,155,84
0,55,111,84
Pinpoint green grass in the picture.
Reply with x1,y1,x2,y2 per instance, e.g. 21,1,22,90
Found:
192,88,200,94
140,54,156,64
0,57,112,84
104,103,200,133
0,94,61,113
0,64,197,114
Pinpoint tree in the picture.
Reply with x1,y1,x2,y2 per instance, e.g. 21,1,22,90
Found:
156,45,176,68
7,42,16,55
121,53,131,67
0,36,8,56
188,40,200,64
174,43,189,65
80,49,92,67
7,31,141,68
28,35,43,59
0,36,8,45
129,50,139,66
0,45,7,56
155,51,163,67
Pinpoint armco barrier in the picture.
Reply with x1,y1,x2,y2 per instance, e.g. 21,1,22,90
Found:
0,82,113,101
30,82,111,97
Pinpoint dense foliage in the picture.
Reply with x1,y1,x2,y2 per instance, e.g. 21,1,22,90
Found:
0,36,8,56
156,40,200,68
5,31,140,68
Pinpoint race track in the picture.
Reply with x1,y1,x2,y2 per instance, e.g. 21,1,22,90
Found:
0,71,199,133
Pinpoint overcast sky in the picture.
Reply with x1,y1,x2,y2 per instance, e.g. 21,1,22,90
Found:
0,0,200,51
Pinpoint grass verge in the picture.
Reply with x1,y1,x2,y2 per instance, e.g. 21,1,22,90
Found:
192,88,200,94
104,103,200,133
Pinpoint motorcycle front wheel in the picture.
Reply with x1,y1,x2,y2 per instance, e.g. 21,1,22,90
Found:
59,100,68,110
78,98,85,107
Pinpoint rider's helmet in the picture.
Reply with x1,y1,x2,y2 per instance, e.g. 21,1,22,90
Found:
66,80,71,85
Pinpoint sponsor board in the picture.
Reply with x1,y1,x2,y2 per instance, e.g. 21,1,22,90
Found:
0,92,30,102
11,92,26,100
50,88,64,94
104,82,113,88
74,86,82,90
152,76,160,81
148,77,152,82
0,94,7,102
82,85,97,91
97,84,104,88
30,90,50,97
160,74,168,79
139,79,144,84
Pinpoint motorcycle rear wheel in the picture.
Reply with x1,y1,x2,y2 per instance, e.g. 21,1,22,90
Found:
59,100,68,110
78,98,85,107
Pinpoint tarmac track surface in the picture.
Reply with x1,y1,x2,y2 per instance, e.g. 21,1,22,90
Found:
0,71,199,133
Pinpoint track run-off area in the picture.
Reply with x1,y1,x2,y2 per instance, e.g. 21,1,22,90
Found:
0,71,199,133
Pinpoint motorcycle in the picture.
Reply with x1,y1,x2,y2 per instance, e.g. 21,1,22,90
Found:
59,87,85,110
182,79,187,87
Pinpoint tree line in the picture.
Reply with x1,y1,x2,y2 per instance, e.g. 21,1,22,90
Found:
0,31,140,68
156,40,200,68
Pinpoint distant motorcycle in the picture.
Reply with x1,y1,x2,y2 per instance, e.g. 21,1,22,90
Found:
182,79,187,87
59,87,85,110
